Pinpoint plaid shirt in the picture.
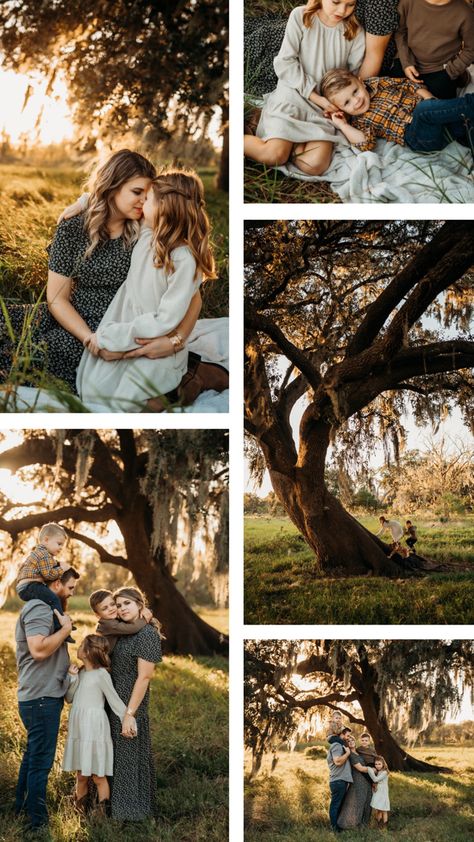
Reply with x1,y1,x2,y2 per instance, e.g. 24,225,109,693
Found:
351,77,425,151
17,544,62,583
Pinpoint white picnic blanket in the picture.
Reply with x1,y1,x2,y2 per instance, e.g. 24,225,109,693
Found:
269,73,474,202
0,318,229,414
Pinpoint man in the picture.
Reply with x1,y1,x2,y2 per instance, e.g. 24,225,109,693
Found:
15,566,79,832
326,723,353,833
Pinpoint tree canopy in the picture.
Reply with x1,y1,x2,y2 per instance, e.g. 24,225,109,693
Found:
0,0,228,185
245,639,474,773
0,428,228,655
244,221,474,573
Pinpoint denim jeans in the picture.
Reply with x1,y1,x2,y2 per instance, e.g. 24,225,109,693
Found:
16,696,63,828
329,779,348,830
18,582,63,632
404,94,474,152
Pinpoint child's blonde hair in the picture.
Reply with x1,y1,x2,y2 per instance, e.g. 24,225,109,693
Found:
148,169,216,282
374,755,389,773
39,522,67,541
303,1,359,40
320,68,359,101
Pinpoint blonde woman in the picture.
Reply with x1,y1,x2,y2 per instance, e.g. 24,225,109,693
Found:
76,169,218,411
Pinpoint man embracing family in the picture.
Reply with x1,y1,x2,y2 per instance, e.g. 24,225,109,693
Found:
327,711,390,832
14,522,162,833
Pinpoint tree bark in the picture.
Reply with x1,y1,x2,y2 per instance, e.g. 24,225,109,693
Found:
216,103,229,192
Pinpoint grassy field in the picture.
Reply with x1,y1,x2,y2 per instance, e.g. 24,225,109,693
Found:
244,745,474,841
0,161,228,404
0,605,228,841
245,516,474,624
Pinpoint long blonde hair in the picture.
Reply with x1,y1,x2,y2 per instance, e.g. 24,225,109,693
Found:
148,169,216,282
113,586,164,638
83,149,156,258
303,1,360,40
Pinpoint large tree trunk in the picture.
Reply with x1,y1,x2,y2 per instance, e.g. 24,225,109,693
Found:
216,103,229,191
358,689,450,773
270,466,406,577
118,500,228,656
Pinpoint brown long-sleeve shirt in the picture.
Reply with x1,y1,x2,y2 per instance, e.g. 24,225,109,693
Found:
396,0,474,79
96,616,147,652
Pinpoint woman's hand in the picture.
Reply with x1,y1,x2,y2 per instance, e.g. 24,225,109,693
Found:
121,713,137,738
404,65,422,84
84,333,101,357
57,198,86,224
124,336,175,359
68,664,79,675
99,349,127,361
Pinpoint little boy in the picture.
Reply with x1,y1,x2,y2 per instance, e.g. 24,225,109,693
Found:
357,732,377,767
89,589,152,651
405,520,418,553
319,68,474,153
16,522,74,641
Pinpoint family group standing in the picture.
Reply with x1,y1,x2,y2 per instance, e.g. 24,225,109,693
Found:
14,522,162,832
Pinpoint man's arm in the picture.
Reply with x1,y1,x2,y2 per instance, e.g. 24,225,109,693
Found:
27,610,72,661
332,747,351,766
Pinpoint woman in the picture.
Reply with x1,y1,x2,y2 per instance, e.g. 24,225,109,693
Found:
337,736,372,830
0,149,226,406
109,586,162,822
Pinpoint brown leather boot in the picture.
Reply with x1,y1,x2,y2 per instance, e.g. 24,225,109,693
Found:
194,361,229,393
143,358,228,413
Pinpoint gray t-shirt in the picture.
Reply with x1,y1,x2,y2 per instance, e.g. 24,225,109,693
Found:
327,742,353,783
16,600,70,702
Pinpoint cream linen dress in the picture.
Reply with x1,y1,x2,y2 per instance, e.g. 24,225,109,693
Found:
76,228,200,411
367,767,390,811
62,668,127,777
256,6,365,145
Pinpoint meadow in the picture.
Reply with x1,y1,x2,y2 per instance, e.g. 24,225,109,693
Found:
244,516,474,624
0,602,228,842
244,745,474,842
0,161,228,407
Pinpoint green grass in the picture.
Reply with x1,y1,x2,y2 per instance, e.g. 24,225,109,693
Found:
0,609,228,841
0,161,228,405
245,746,474,841
244,516,474,624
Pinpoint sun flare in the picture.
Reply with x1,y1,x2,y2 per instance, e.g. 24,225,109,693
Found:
1,65,75,145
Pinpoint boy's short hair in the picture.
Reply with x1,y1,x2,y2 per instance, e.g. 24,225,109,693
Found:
89,589,114,613
360,732,371,739
406,520,412,525
39,522,67,541
320,68,359,102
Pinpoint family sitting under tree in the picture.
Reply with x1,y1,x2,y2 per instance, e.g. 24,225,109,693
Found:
244,0,474,174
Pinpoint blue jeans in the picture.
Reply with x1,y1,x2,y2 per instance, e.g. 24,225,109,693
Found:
404,94,474,152
16,696,63,828
18,582,63,632
329,780,348,831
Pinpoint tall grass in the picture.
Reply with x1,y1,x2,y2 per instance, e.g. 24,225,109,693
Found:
244,516,474,624
245,747,474,841
0,609,228,842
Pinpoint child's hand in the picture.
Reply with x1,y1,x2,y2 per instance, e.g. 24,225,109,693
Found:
142,607,153,623
330,111,347,128
57,198,85,224
84,333,101,357
68,664,79,675
320,97,339,117
405,65,422,84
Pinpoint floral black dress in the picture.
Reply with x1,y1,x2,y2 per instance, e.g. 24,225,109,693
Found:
109,625,162,822
337,751,373,829
0,214,132,392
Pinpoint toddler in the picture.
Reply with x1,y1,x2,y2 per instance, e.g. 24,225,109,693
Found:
63,634,137,815
395,0,474,99
320,67,474,153
16,522,74,641
405,520,418,552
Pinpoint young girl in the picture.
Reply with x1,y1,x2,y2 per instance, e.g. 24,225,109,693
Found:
244,1,366,176
62,634,137,815
395,0,474,100
366,755,390,827
76,169,217,411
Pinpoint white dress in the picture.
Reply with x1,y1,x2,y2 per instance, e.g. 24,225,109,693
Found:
76,229,200,411
62,668,126,777
367,767,390,811
256,7,366,145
